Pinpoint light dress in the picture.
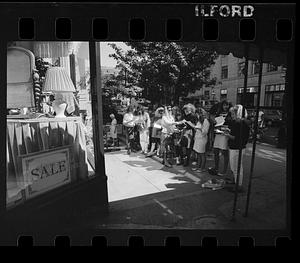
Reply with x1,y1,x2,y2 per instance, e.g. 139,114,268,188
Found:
193,119,210,154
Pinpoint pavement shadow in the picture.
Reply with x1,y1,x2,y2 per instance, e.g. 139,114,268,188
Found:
122,159,185,175
98,145,287,230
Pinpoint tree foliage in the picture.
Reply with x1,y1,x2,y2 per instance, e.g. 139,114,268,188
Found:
108,42,218,105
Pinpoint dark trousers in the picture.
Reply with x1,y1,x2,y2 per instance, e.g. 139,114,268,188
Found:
125,126,135,151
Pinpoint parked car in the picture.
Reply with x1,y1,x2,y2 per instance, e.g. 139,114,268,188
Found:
263,109,283,127
246,109,283,127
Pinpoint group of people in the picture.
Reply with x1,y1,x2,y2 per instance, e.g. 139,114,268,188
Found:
120,100,251,191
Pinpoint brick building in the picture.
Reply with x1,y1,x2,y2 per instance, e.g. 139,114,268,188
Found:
187,53,286,109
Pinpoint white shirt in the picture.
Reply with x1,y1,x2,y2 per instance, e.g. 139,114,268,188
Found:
123,113,135,127
136,112,151,130
161,115,175,134
195,119,210,138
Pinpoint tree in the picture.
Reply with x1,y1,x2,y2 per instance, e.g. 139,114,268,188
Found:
108,42,218,105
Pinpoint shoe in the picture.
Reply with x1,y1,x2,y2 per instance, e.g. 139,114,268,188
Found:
191,167,199,171
146,151,153,157
164,162,172,168
176,158,183,165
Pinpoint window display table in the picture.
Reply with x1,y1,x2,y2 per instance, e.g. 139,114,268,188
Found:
6,117,89,206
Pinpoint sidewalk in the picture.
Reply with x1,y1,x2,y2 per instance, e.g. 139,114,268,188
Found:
67,143,287,230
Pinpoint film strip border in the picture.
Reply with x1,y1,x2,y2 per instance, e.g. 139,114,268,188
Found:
0,3,295,247
14,233,292,247
0,3,295,42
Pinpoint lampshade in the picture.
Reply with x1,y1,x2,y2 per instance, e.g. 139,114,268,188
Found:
43,67,76,92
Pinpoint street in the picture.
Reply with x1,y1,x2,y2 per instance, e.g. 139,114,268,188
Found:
70,142,286,230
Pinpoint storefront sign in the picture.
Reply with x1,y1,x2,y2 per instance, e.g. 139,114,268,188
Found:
21,147,71,199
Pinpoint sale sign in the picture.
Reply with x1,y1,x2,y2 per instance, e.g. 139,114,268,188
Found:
22,147,71,199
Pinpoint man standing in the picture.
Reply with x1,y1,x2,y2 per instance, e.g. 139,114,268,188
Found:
224,104,250,192
123,106,136,155
181,103,198,166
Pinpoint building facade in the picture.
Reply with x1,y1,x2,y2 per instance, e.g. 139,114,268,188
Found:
189,53,286,109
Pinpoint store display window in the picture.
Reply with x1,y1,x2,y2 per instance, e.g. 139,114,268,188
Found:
6,42,97,208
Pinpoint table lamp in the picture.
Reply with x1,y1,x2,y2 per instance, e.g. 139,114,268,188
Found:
43,67,76,117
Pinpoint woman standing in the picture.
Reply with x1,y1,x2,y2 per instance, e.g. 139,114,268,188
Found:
161,106,178,167
172,107,184,165
123,106,135,155
189,108,210,172
136,106,151,154
209,100,232,176
146,107,164,157
180,103,198,167
224,104,250,192
109,113,118,146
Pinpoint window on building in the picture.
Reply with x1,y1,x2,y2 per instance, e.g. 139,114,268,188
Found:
220,89,227,100
267,63,279,72
204,90,210,99
251,61,260,75
236,86,258,108
264,84,285,107
238,62,245,77
221,66,228,79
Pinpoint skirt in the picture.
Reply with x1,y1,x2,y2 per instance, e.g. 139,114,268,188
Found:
193,136,208,154
109,127,117,139
213,134,229,150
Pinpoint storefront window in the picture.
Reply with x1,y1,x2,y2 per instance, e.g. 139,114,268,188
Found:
237,86,258,108
264,84,285,107
6,42,96,208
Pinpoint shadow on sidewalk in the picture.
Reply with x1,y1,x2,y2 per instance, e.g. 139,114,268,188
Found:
77,144,287,230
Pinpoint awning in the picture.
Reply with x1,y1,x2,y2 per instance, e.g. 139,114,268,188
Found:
33,42,82,58
198,42,288,66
